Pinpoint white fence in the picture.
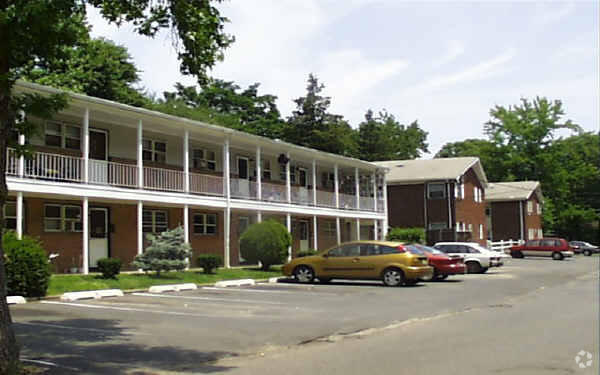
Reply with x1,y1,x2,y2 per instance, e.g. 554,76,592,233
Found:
487,239,523,252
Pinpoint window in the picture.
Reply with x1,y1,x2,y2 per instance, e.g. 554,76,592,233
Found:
324,221,337,238
279,165,296,183
341,244,361,257
479,224,484,240
455,183,464,199
193,213,217,235
427,183,446,199
468,223,473,233
143,139,166,163
527,201,533,214
327,246,343,257
528,228,535,239
192,149,216,171
380,245,400,255
44,204,82,232
45,122,81,150
321,172,335,189
143,210,168,233
537,229,543,238
4,202,16,230
541,239,555,247
262,160,271,180
428,222,447,230
536,203,542,215
473,187,483,203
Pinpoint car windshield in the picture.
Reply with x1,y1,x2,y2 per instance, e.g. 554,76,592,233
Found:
405,245,425,255
415,244,444,255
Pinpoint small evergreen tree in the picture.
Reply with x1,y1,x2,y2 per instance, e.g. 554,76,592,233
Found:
132,226,191,276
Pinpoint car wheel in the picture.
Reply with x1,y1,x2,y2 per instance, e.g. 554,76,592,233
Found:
404,279,419,286
437,274,449,280
584,250,592,256
466,261,482,274
294,265,315,283
421,268,438,282
318,277,332,283
511,251,524,258
382,267,404,287
552,252,564,261
480,267,489,274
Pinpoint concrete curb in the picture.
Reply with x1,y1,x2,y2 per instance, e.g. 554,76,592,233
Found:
268,277,286,283
214,279,256,287
61,289,124,302
7,296,26,305
148,283,198,293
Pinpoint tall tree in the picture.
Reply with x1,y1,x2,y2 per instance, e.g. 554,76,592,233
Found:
435,139,507,182
0,1,232,372
25,37,149,107
154,80,285,138
357,109,428,161
283,74,356,156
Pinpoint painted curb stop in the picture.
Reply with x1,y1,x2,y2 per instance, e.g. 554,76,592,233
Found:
61,289,124,302
7,296,26,305
214,279,256,287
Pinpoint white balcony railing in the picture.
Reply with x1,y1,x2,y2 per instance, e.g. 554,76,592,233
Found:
339,193,357,210
360,196,375,211
190,172,223,196
261,182,287,203
316,190,336,208
5,148,18,176
143,166,184,192
291,186,312,205
89,159,138,188
8,149,84,182
230,178,257,199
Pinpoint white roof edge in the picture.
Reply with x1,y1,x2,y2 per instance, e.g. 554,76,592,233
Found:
14,80,383,171
462,158,488,187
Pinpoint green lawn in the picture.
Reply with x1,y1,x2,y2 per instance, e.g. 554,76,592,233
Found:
47,267,282,296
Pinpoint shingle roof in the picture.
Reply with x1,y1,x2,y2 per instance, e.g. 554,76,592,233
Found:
485,181,542,202
373,157,488,186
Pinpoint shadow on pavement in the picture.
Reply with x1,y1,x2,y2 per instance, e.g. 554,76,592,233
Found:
15,318,236,374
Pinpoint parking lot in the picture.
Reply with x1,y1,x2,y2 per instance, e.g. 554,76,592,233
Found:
10,256,599,374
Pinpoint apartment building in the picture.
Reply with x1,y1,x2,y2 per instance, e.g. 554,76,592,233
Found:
5,81,388,274
485,181,543,241
374,157,488,246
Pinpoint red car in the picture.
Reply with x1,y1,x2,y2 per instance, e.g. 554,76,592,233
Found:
405,244,465,281
509,238,574,260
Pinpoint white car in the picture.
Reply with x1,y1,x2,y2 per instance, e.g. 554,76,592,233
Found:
433,242,508,274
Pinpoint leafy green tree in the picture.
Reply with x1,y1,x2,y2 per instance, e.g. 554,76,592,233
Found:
239,220,292,271
283,74,357,156
25,37,149,107
133,227,191,276
0,1,232,371
357,110,428,161
435,139,508,182
154,80,285,138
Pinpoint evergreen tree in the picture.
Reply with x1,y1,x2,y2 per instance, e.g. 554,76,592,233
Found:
132,226,191,276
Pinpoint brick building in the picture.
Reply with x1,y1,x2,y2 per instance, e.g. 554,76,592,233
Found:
374,158,488,246
485,181,543,241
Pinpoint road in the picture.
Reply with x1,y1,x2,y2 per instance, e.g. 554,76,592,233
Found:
10,256,599,374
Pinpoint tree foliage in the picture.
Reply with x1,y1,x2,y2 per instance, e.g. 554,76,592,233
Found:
239,220,292,271
357,110,428,161
132,226,191,276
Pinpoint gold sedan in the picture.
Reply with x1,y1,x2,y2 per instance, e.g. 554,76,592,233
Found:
282,241,433,287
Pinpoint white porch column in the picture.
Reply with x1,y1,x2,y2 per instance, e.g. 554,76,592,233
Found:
334,164,339,208
356,218,360,240
223,138,231,268
137,120,143,188
373,172,378,212
82,197,89,275
313,215,318,250
184,129,190,193
312,160,317,206
137,201,143,257
183,204,189,269
83,108,89,183
16,192,23,240
257,211,262,223
286,213,292,261
286,152,291,203
336,217,341,245
256,146,261,200
374,220,379,241
355,168,360,210
18,134,24,177
382,171,388,239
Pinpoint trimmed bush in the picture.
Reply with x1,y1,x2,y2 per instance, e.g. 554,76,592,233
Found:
240,220,292,271
97,257,122,279
4,231,51,297
297,249,318,258
132,226,191,276
386,227,426,244
197,254,222,274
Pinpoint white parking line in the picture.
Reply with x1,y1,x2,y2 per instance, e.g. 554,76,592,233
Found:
41,301,223,317
15,321,151,335
131,292,285,305
202,286,317,294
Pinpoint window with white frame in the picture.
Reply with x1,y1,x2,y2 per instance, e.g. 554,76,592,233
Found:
279,165,296,183
479,224,484,240
262,160,271,180
536,203,541,215
142,210,168,233
191,148,216,171
528,228,535,239
537,228,543,238
193,213,217,235
45,121,81,150
321,172,335,189
4,202,17,230
468,223,473,233
473,187,483,203
44,204,82,232
527,201,533,214
427,183,446,199
324,221,337,238
142,139,166,163
455,183,464,199
428,222,447,230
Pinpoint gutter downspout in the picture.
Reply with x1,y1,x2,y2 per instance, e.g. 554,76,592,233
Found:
519,200,525,241
447,181,453,240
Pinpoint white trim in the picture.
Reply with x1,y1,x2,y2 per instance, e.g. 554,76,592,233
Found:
184,130,189,192
137,120,143,188
355,218,360,240
286,152,291,203
183,204,189,242
382,172,388,239
312,160,317,206
82,197,89,274
355,168,360,210
16,192,23,239
286,213,292,261
336,217,341,245
313,215,318,250
334,164,339,208
374,220,379,241
256,146,261,200
137,201,143,257
83,109,89,183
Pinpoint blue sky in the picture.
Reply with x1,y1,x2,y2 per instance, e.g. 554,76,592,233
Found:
88,1,599,157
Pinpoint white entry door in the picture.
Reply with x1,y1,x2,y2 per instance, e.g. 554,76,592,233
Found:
89,207,109,268
299,220,309,251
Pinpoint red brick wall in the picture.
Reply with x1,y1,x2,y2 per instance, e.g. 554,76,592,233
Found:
387,184,425,228
524,195,543,240
455,168,487,246
490,201,521,241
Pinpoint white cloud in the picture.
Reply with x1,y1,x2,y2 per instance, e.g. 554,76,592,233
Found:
435,40,465,66
532,1,575,28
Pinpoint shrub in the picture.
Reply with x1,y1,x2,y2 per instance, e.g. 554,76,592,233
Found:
132,226,191,276
297,249,318,258
386,227,426,244
197,254,222,274
3,231,51,297
239,220,292,271
97,258,122,279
